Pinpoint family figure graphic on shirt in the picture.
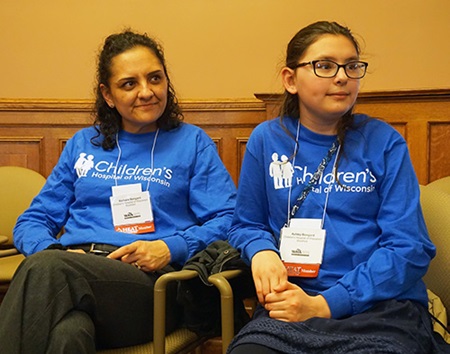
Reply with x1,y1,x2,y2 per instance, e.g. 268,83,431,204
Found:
75,153,94,178
269,152,294,189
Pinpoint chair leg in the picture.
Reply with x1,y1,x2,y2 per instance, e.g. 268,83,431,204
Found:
208,270,243,354
153,270,200,354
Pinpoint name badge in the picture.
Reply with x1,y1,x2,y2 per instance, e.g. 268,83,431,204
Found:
279,218,325,278
110,183,155,234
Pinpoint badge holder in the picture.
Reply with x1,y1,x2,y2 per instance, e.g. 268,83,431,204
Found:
110,183,155,234
280,218,325,278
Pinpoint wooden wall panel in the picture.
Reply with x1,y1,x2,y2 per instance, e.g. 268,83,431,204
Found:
429,122,450,182
0,136,43,172
236,138,249,182
0,90,449,185
180,100,267,184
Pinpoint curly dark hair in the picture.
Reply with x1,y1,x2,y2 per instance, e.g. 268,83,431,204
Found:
91,30,183,150
279,21,363,168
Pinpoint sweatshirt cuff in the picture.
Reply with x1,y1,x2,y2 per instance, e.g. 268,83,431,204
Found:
245,240,279,264
163,235,189,264
320,283,353,319
22,239,57,256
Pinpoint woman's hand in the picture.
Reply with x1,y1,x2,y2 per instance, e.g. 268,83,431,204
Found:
251,250,288,305
67,249,86,254
107,240,171,272
264,281,331,322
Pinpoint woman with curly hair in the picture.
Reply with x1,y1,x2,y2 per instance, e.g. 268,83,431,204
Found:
0,30,236,353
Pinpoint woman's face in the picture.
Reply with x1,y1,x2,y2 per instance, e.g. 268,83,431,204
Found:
282,34,361,134
101,46,168,134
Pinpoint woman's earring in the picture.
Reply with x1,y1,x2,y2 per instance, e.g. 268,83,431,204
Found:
109,104,114,108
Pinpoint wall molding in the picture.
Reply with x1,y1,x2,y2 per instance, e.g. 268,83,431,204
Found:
255,88,450,103
0,98,265,112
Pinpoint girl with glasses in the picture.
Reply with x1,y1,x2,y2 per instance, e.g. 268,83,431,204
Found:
227,21,446,353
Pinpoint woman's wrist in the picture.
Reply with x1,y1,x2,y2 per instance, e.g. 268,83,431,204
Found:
314,294,331,318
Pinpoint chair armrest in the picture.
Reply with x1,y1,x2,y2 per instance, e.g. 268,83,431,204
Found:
0,236,19,257
153,269,199,354
208,269,243,353
0,248,19,257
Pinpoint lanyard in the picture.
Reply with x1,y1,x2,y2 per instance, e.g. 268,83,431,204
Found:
289,140,338,220
113,129,159,190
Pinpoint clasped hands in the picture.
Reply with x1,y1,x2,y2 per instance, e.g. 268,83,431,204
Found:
252,250,331,322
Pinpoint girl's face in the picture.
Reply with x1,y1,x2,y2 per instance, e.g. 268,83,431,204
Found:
100,46,168,134
282,34,361,134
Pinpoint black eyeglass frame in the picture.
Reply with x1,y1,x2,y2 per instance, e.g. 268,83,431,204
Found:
293,60,369,79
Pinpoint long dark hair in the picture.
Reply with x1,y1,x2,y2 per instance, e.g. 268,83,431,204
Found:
280,21,362,168
91,30,183,150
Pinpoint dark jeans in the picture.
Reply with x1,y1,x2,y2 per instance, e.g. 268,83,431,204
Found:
0,250,180,353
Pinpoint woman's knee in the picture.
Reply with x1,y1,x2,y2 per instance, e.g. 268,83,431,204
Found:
46,310,96,354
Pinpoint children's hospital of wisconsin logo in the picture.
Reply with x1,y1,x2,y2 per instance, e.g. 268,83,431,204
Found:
269,152,294,189
269,151,378,193
74,153,94,177
73,152,173,188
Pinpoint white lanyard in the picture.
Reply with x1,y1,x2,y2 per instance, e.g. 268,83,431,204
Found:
113,128,159,190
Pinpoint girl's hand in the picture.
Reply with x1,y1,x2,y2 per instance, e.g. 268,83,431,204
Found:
264,281,331,322
251,250,288,305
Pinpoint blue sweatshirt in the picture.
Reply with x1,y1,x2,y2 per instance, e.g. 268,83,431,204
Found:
228,114,435,319
14,123,236,265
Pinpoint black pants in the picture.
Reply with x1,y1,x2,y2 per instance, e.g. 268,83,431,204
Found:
228,300,449,354
0,250,180,353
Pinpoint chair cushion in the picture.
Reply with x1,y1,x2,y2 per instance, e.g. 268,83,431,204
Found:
98,328,200,354
420,184,450,311
0,254,25,282
427,176,450,195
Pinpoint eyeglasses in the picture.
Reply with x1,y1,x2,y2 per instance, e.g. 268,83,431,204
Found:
293,60,368,79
